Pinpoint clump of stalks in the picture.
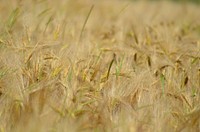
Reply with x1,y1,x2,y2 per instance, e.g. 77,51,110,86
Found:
0,0,200,131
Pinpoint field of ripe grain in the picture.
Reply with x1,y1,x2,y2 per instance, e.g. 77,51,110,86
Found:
0,0,200,131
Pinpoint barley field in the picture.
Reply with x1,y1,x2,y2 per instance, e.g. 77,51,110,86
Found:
0,0,200,131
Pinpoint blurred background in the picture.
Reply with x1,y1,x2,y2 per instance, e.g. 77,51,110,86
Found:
133,0,200,4
167,0,200,4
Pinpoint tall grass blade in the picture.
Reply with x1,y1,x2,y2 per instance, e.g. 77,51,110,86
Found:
160,73,165,96
6,8,20,31
78,5,94,43
44,15,54,34
38,8,51,17
106,53,116,80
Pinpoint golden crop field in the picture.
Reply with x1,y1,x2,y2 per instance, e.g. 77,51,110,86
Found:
0,0,200,131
